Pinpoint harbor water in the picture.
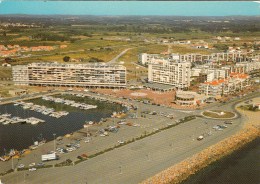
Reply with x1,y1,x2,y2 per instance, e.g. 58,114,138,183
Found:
0,95,123,156
182,137,260,184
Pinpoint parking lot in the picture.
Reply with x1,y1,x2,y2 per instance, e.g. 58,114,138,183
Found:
1,89,257,183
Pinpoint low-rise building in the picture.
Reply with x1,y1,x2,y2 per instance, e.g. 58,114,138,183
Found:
199,73,250,96
174,90,206,106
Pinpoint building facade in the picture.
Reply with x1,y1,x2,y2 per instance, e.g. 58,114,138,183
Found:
199,73,250,96
175,91,196,106
12,62,126,88
148,61,191,89
139,52,259,66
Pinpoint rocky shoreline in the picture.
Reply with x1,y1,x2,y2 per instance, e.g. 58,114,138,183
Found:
141,125,260,184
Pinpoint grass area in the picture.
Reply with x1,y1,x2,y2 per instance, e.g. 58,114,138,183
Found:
0,67,12,79
238,105,259,112
119,44,167,80
171,45,214,54
202,110,236,119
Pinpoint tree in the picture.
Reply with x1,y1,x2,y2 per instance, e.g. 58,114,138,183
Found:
213,44,229,51
63,56,70,62
4,57,13,62
3,31,6,37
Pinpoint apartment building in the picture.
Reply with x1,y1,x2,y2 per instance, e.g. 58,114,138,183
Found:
191,65,230,82
12,62,126,88
138,53,169,65
235,61,260,73
148,61,191,89
199,73,250,96
140,52,259,66
12,65,29,85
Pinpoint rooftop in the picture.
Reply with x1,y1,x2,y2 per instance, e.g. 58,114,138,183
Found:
143,82,175,91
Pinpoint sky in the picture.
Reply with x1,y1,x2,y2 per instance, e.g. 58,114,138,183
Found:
0,1,259,16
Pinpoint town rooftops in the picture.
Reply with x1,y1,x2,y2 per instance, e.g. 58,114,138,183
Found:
229,72,249,79
204,79,226,86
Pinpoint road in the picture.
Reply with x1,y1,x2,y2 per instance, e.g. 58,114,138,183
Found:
2,116,244,184
1,90,259,184
108,48,133,64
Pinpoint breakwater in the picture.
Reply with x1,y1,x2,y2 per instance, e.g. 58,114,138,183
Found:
141,125,260,184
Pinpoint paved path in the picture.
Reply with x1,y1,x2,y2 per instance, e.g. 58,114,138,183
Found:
108,48,133,64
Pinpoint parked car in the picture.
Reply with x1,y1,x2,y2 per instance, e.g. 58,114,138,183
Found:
197,136,204,141
29,163,36,167
118,140,124,144
77,156,83,160
37,162,45,167
17,164,25,169
29,168,37,172
81,154,88,158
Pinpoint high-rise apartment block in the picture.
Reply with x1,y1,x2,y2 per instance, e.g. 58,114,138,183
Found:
12,62,126,88
148,61,191,89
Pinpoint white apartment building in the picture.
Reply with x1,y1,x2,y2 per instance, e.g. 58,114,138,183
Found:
191,65,230,82
148,61,191,89
140,52,259,66
199,73,250,96
235,61,260,73
12,65,29,85
12,62,126,88
138,53,168,65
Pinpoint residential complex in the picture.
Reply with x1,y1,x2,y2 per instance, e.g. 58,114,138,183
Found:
0,44,67,57
138,53,169,65
139,52,259,65
199,73,250,96
148,61,191,89
192,61,260,82
12,62,126,88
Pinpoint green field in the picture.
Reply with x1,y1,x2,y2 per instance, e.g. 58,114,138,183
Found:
202,110,236,119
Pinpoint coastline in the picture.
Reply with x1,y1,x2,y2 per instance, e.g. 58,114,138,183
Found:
181,137,260,184
141,125,260,184
140,98,260,184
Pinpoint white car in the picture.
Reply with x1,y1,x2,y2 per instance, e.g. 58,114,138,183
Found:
29,168,37,172
29,163,36,167
18,164,25,169
118,140,125,144
66,148,74,152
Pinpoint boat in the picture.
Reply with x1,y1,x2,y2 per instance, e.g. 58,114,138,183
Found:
83,124,89,128
3,121,10,125
29,145,38,150
1,114,11,117
38,139,46,146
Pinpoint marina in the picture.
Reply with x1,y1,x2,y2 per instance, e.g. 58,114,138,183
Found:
0,95,124,156
14,101,69,118
41,95,98,111
0,113,45,125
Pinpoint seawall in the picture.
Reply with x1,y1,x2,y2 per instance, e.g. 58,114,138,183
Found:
140,125,260,184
